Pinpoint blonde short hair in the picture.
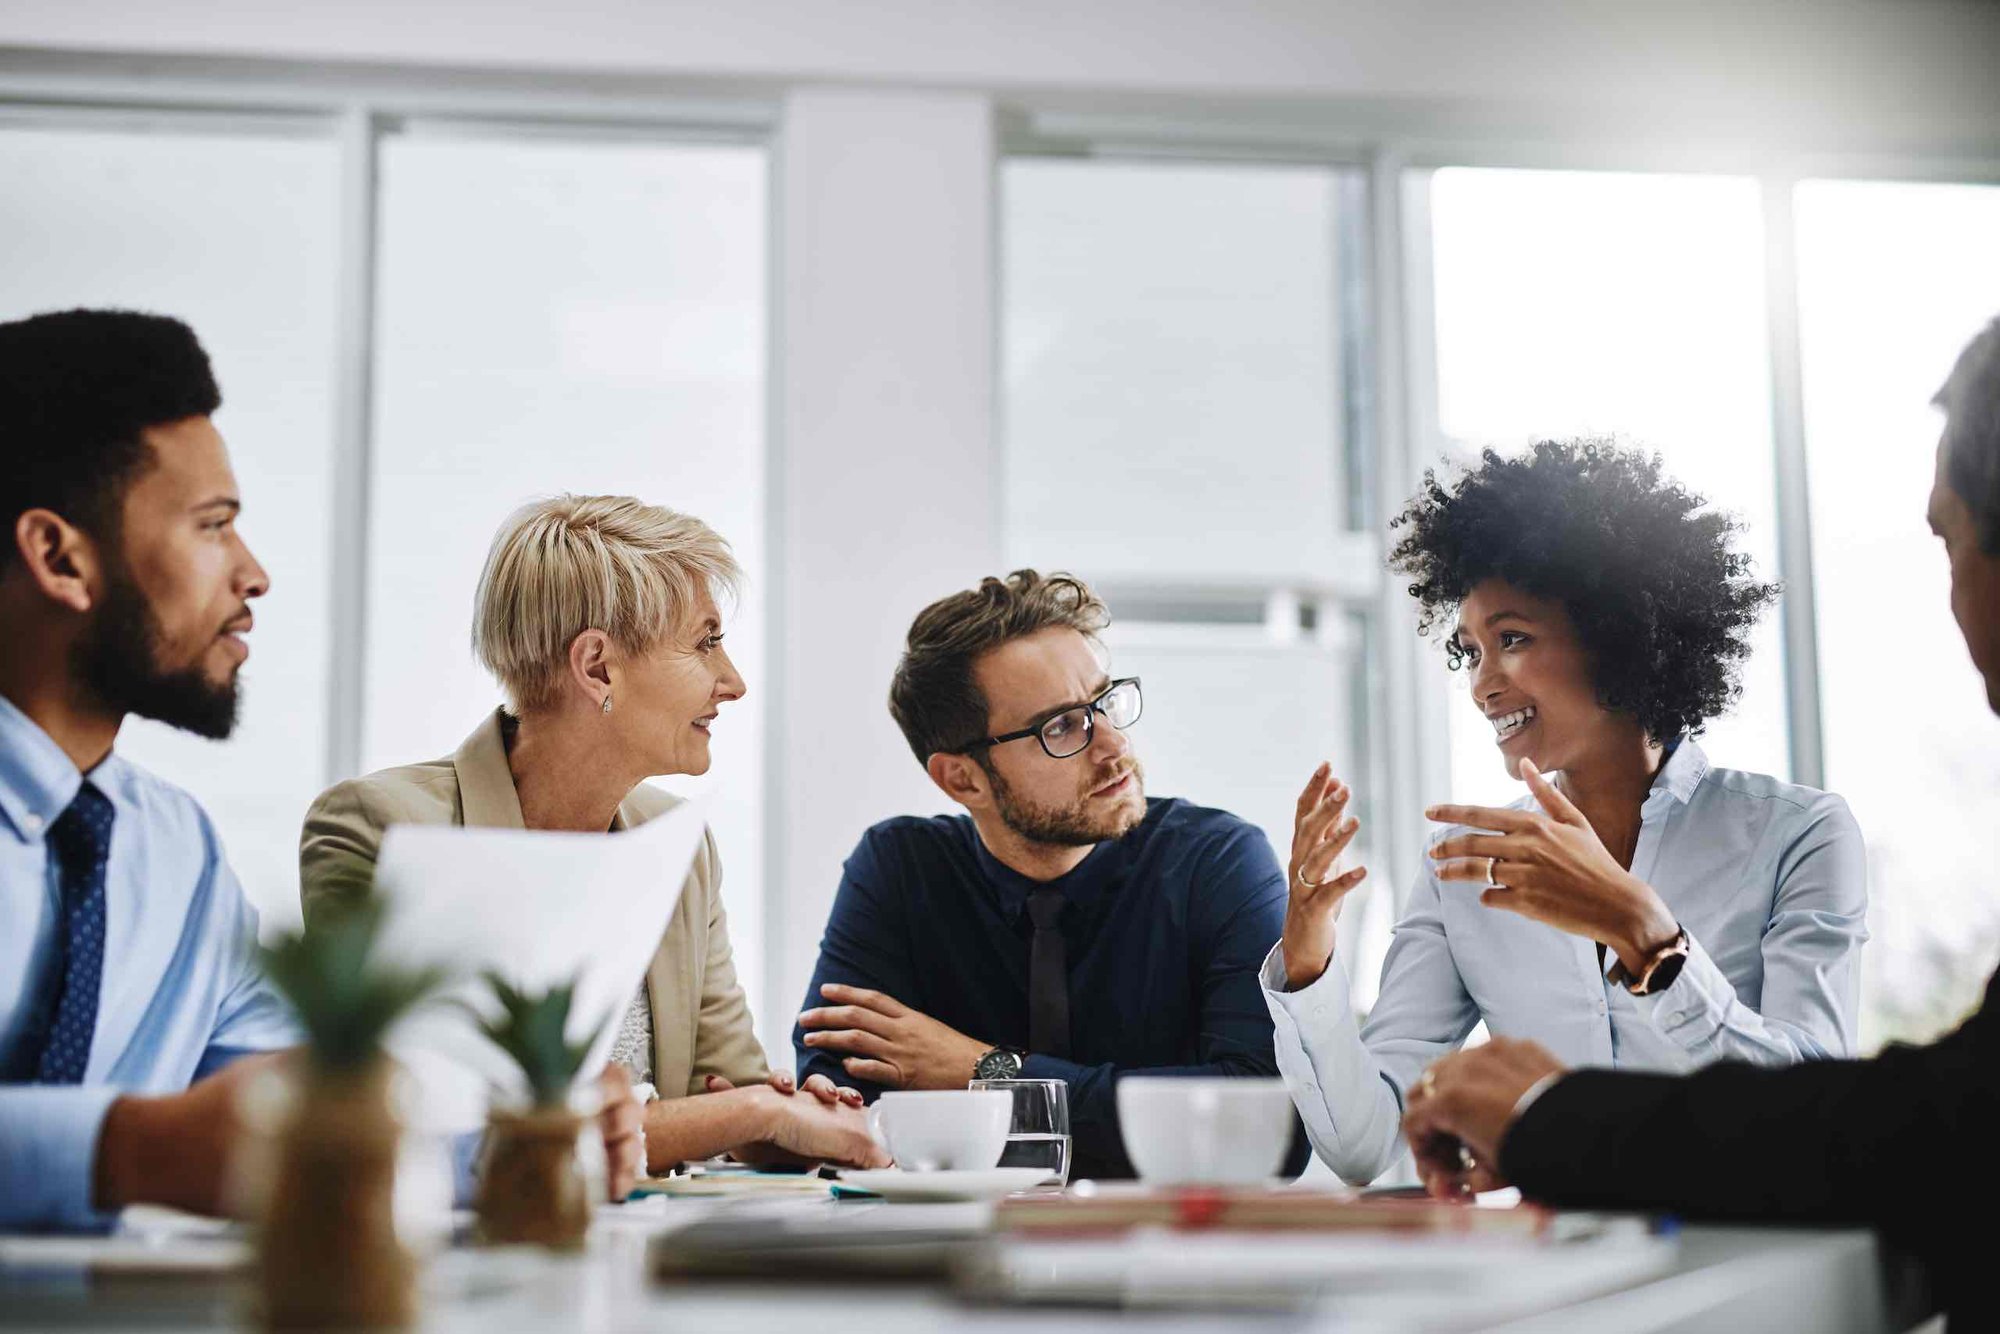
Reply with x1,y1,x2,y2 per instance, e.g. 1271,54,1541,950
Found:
472,494,741,712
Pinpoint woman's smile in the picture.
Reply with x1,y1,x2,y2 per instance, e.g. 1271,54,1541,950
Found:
1490,704,1537,745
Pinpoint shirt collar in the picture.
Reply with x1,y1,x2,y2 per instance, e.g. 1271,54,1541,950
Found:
1644,735,1709,813
0,693,87,843
971,822,1126,923
453,708,529,829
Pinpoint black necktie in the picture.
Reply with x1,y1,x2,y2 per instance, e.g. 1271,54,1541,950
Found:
33,783,115,1084
1026,888,1071,1060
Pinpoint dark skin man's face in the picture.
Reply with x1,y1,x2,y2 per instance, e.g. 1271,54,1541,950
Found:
73,416,269,737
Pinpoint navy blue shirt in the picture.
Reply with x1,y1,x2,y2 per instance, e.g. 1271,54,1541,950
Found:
794,797,1308,1179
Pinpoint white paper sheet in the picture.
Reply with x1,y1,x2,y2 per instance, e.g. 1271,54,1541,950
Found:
369,796,708,1132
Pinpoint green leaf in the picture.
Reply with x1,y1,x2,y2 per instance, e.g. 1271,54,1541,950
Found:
471,970,613,1108
259,892,448,1073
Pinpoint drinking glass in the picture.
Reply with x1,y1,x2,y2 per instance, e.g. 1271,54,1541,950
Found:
968,1077,1071,1187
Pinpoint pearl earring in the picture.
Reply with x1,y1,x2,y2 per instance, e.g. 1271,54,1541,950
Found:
601,695,613,715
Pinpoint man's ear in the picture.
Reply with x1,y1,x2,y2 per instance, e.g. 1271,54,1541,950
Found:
925,751,991,809
12,508,101,615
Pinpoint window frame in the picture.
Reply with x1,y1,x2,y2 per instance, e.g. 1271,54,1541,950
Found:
10,57,2000,1030
1005,119,2000,876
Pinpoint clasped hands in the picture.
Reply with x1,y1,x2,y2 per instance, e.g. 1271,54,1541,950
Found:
1401,1037,1568,1201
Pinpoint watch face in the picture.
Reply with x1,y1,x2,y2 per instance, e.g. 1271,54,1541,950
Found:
975,1049,1022,1081
1642,948,1691,995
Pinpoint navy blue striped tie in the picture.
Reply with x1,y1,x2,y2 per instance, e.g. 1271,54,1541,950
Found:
34,783,114,1085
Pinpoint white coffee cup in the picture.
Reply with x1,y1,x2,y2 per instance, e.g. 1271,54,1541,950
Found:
1116,1077,1295,1184
867,1090,1011,1171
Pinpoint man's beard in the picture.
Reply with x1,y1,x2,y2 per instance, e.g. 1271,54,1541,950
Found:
987,757,1146,848
74,560,241,740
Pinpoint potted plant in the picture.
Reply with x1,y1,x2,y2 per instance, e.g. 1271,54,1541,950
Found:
469,972,608,1249
254,895,446,1330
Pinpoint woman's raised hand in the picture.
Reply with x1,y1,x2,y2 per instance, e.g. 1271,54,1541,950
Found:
1280,762,1368,991
1425,758,1678,972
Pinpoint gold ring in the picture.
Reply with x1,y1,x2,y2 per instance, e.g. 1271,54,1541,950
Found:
1484,856,1497,884
1297,865,1333,890
1417,1069,1437,1098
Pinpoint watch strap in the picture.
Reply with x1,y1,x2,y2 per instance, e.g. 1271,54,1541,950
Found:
1608,926,1691,996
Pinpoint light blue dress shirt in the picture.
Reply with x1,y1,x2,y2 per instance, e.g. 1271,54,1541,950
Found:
1263,740,1869,1185
0,695,296,1230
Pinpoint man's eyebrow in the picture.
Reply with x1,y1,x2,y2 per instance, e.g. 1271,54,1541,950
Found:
1020,678,1114,730
191,496,241,516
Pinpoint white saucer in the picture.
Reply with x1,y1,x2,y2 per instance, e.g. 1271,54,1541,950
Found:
838,1167,1052,1202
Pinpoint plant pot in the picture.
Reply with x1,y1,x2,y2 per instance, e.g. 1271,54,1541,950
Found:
474,1105,591,1249
256,1057,416,1330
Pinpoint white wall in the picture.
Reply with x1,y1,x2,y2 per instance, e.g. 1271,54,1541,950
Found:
770,88,998,1052
4,1,1999,153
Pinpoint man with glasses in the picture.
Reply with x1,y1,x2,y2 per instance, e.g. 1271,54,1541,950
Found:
793,570,1307,1179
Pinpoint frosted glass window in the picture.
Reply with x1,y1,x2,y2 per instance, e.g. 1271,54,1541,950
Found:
1424,168,1787,806
365,134,769,1039
1003,158,1349,583
1098,617,1390,1000
1797,179,2000,1047
0,123,342,936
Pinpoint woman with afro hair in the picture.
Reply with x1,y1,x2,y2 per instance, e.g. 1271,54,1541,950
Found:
1262,438,1868,1186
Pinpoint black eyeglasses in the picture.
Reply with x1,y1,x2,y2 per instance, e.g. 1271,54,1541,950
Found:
954,677,1143,760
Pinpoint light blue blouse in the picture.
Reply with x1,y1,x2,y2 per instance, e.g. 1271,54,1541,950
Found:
1263,740,1869,1185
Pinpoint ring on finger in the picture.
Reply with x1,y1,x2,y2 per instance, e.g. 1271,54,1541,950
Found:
1296,865,1337,890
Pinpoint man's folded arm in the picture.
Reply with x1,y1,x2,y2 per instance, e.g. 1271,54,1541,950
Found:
1501,993,1998,1250
0,1086,125,1230
792,838,918,1098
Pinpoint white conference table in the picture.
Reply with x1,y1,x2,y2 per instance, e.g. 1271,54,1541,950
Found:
0,1194,1935,1333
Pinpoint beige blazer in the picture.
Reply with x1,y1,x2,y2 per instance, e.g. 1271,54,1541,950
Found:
298,709,769,1099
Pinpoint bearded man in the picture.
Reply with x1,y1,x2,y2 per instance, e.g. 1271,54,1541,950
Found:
0,309,641,1230
792,570,1307,1179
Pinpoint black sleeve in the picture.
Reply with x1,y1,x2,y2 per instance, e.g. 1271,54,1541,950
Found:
791,832,920,1099
1501,970,2000,1270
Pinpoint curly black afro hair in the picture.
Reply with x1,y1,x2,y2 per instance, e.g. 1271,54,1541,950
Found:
1388,438,1780,743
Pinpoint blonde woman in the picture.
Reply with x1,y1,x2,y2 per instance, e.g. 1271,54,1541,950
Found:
301,495,886,1173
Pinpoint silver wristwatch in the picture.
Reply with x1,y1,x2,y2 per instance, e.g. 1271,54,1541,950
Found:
973,1047,1024,1081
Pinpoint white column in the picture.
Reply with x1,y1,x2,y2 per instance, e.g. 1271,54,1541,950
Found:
765,87,998,1056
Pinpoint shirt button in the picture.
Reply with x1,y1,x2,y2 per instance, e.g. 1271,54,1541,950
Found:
22,813,42,833
1313,1005,1329,1019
